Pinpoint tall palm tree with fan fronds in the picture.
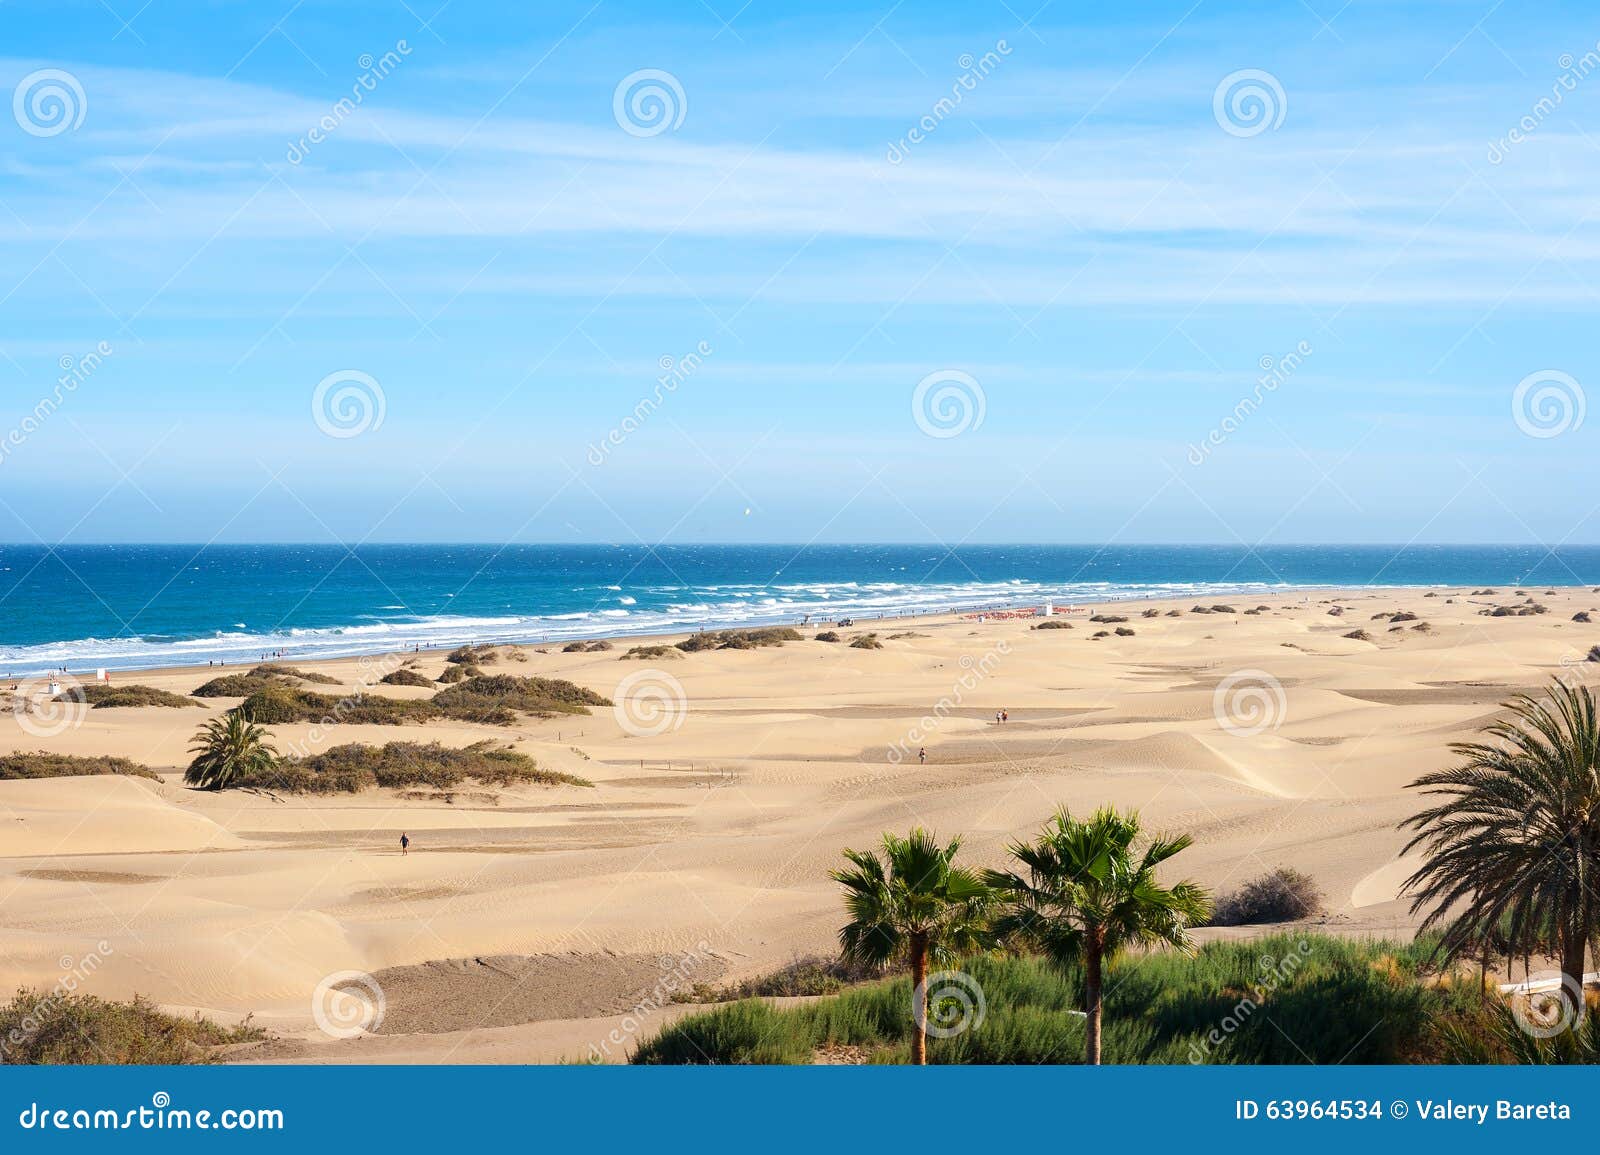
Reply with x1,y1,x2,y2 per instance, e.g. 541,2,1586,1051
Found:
1402,679,1600,1024
185,710,279,790
985,806,1211,1064
831,829,993,1065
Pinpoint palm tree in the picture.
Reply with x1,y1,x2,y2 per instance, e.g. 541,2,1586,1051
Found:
1402,680,1600,1023
985,806,1210,1064
831,829,993,1064
185,711,279,790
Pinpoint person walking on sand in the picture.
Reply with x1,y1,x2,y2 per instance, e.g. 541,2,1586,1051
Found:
918,747,927,765
995,710,1002,725
400,832,410,856
1001,709,1008,724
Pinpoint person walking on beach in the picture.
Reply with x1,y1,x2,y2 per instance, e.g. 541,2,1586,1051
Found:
1001,709,1008,724
995,710,1002,725
400,832,410,856
918,747,927,765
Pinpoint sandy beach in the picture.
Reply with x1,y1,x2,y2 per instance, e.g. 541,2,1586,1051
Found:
3,585,1596,1062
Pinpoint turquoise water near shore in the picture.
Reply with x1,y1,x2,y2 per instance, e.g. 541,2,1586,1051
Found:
2,543,1595,674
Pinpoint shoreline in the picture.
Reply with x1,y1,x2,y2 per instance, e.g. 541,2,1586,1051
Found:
0,581,1519,679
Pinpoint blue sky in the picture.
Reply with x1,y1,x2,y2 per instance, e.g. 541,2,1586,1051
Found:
0,0,1596,544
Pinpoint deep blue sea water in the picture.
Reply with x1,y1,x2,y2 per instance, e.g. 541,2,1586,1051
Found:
2,543,1597,674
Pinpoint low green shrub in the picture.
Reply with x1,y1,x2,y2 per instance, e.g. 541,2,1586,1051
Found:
0,990,262,1064
59,684,196,709
620,645,683,660
379,669,435,688
234,740,591,794
677,628,803,652
0,752,159,782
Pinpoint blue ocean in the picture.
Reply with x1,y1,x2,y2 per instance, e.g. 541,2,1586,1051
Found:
2,543,1597,675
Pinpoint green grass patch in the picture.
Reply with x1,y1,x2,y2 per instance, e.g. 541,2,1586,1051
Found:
634,935,1484,1065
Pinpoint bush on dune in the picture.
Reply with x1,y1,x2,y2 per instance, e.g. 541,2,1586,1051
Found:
233,740,591,794
849,633,883,649
379,669,435,688
251,663,339,685
446,644,499,665
676,627,803,652
0,990,263,1065
620,645,684,660
191,671,294,697
0,752,159,782
430,674,611,720
1209,867,1324,926
57,684,196,709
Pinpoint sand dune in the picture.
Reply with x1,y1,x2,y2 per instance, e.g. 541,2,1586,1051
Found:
1,585,1595,1060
